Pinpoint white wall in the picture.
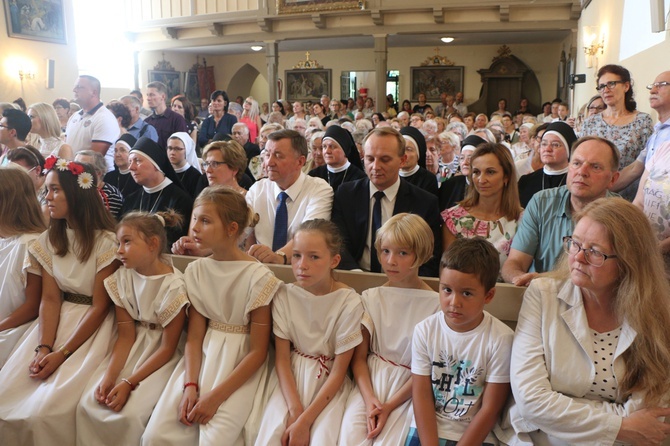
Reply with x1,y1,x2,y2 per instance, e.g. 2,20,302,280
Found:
574,0,670,120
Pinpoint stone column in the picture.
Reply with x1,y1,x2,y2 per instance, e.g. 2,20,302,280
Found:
266,41,279,104
373,34,388,115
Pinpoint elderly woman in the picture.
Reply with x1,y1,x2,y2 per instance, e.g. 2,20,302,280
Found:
399,126,439,196
580,64,653,200
436,130,461,182
500,197,670,445
515,123,547,178
441,142,523,275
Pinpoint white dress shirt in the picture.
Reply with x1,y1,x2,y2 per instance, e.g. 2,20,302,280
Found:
246,172,333,248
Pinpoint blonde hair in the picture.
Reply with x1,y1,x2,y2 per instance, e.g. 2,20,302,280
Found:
0,167,46,235
28,102,62,139
460,143,522,221
374,213,434,269
194,186,258,236
547,197,670,405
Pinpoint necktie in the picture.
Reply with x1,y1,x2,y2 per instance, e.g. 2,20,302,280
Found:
370,191,385,273
272,191,288,251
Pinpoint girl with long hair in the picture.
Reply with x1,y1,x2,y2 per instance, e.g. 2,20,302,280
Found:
0,157,119,445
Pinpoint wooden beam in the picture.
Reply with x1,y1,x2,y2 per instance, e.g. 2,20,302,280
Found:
371,10,383,26
207,23,223,37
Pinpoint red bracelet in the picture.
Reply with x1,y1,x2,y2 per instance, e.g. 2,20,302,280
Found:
183,382,199,393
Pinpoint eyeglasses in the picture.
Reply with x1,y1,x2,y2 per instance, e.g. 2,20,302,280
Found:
646,81,670,90
166,146,184,152
202,160,226,169
27,114,36,120
595,80,625,91
0,124,11,130
588,106,605,112
540,141,564,150
562,236,617,267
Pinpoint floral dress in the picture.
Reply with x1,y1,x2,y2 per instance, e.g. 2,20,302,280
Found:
442,205,521,276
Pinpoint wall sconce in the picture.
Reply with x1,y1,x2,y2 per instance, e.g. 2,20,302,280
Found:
18,69,36,80
583,25,604,69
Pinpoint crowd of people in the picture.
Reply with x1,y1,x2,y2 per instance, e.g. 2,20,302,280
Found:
1,63,670,444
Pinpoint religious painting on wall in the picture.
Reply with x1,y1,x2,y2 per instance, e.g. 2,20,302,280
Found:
410,66,464,102
285,69,331,102
148,70,182,101
277,0,359,14
4,0,66,44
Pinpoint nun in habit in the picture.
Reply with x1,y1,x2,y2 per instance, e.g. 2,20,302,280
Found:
120,136,193,247
308,124,366,192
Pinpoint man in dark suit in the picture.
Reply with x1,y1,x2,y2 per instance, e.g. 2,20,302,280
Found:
332,127,443,277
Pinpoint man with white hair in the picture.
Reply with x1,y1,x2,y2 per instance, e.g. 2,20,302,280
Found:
120,95,158,143
397,111,410,127
232,122,261,164
320,94,330,111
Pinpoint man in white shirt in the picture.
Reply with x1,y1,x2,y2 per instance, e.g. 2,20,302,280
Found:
66,75,120,171
246,129,333,264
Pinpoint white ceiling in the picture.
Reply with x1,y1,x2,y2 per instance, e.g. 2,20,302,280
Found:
171,30,572,56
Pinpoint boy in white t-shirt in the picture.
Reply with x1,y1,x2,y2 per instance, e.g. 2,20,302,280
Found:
406,237,513,446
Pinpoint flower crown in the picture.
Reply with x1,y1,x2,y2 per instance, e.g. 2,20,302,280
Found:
44,155,95,190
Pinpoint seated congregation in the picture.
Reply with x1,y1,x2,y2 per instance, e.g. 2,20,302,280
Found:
1,63,670,445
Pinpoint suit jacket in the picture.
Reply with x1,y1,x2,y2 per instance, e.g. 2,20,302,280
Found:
332,177,442,277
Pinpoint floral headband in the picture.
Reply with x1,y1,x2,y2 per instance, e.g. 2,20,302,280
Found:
44,155,95,190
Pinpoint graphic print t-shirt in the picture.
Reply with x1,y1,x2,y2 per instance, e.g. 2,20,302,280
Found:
411,311,513,443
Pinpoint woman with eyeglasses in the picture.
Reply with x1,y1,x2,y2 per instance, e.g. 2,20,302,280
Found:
498,197,670,445
171,140,250,257
580,64,653,200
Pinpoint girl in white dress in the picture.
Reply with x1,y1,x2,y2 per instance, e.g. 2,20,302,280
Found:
0,167,46,367
340,213,441,445
142,186,281,446
255,219,363,446
0,157,119,445
76,210,189,445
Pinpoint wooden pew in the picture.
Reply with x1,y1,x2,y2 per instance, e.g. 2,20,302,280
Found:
170,255,525,327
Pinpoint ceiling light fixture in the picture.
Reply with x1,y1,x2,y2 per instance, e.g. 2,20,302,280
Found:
251,45,263,51
441,37,454,43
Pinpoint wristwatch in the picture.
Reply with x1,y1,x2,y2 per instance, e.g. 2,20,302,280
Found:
276,251,288,265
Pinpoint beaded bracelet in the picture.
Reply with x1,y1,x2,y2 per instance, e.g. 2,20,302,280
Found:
34,344,53,353
183,382,199,393
121,378,138,391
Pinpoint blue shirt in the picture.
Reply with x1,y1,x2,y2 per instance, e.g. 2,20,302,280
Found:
127,118,158,143
198,113,237,148
643,117,670,163
511,186,574,274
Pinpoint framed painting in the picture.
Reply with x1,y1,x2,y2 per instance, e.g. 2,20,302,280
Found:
278,0,359,14
4,0,67,44
148,70,183,101
410,66,464,102
285,69,331,103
